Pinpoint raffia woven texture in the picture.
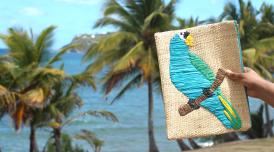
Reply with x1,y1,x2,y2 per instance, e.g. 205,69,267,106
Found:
154,21,251,139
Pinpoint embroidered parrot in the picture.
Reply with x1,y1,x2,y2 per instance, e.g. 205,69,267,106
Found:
169,31,241,130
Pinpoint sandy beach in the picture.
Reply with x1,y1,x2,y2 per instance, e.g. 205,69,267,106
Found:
193,138,274,152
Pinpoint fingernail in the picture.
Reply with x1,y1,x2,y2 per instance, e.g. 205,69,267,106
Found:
226,69,232,74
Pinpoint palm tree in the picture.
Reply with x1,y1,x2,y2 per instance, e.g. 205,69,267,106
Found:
45,133,86,152
0,26,76,152
243,42,274,138
240,3,274,138
177,17,200,29
0,26,118,152
30,79,83,152
176,139,191,151
219,0,259,49
35,71,117,152
44,107,118,152
219,0,274,53
220,0,274,138
74,129,104,152
83,0,176,151
242,104,273,139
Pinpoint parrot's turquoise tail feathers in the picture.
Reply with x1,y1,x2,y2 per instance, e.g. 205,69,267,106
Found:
218,95,242,130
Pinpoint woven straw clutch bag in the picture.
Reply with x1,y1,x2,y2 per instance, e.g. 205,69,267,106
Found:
154,21,251,139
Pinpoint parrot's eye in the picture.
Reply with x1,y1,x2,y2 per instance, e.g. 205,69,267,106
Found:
179,32,185,40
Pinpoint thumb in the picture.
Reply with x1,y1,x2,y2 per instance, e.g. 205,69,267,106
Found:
226,69,244,81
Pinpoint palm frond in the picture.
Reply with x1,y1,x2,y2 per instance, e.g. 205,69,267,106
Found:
113,41,145,72
102,67,139,94
19,88,45,108
99,32,138,51
84,110,118,122
47,121,61,129
260,2,274,24
0,84,17,112
254,37,274,53
69,73,96,90
163,0,176,17
62,109,118,128
83,32,137,63
103,0,139,28
143,11,169,30
74,129,103,152
34,26,56,63
82,42,100,62
12,103,25,130
138,48,157,79
255,64,273,81
243,48,257,66
3,28,36,66
219,2,239,21
46,44,79,66
84,33,137,74
39,68,65,77
94,17,136,32
110,73,143,104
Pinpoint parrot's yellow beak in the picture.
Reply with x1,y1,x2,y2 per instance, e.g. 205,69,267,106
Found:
185,35,193,47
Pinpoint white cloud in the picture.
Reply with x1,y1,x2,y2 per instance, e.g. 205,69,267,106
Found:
20,7,43,16
57,0,104,5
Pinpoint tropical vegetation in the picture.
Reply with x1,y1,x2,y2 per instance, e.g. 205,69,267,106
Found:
0,26,117,152
83,0,176,151
219,0,274,139
0,0,273,151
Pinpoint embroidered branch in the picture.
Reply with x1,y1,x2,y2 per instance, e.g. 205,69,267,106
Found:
178,68,227,116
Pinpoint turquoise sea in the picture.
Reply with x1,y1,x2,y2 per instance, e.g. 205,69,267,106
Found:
0,50,272,152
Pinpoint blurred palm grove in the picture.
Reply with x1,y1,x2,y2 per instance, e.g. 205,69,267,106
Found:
0,0,273,152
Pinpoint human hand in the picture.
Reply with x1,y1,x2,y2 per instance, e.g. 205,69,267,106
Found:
226,67,274,106
226,67,264,98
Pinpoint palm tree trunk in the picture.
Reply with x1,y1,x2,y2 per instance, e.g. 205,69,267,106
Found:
29,124,39,152
95,146,101,152
42,136,52,152
176,139,191,151
264,103,273,137
188,138,201,149
53,127,62,152
147,79,159,152
221,132,239,142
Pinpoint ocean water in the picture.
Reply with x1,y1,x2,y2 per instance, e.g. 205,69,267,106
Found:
0,51,272,152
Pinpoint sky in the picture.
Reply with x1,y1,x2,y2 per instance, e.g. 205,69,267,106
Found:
0,0,273,49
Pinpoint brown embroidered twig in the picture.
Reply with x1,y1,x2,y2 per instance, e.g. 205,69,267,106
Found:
178,68,227,116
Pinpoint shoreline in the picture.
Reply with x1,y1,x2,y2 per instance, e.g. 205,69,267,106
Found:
192,137,274,152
